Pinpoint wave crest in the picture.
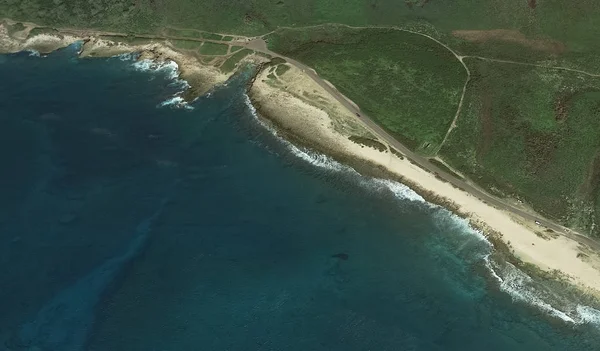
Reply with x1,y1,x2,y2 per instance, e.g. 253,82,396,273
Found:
157,95,194,110
485,256,600,326
243,93,600,328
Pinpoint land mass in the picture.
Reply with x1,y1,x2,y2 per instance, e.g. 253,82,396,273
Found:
2,4,600,311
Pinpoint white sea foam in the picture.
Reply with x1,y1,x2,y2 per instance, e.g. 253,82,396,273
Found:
498,263,576,323
26,49,40,57
370,178,426,203
157,95,194,110
290,147,347,171
128,57,192,106
131,58,187,84
484,254,504,283
243,94,442,205
576,305,600,326
482,256,600,326
243,92,600,327
115,52,138,61
243,94,350,172
430,210,491,251
133,59,180,80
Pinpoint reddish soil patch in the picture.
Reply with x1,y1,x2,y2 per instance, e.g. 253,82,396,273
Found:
528,0,537,9
452,29,566,55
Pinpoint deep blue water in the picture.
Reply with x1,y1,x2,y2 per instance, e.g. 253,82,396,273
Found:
1,46,600,350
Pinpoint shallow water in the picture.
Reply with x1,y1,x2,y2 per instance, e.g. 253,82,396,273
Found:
1,46,600,350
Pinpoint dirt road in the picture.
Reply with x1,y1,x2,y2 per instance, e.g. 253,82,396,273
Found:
28,22,600,250
241,38,600,251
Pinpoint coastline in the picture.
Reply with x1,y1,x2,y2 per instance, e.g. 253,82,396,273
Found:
248,64,600,301
3,18,600,320
0,20,265,98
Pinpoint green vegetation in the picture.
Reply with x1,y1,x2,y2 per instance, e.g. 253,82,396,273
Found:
268,27,466,153
220,48,252,73
164,28,202,38
441,59,600,235
198,42,228,55
348,136,387,152
6,22,25,35
275,64,290,76
3,0,600,54
171,39,202,50
201,32,222,40
221,36,233,41
230,46,243,52
27,27,59,37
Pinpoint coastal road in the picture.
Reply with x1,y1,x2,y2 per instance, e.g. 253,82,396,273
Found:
241,38,600,251
40,24,599,250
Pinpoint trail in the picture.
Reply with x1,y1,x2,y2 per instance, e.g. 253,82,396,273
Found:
239,36,600,252
11,19,600,249
464,55,600,78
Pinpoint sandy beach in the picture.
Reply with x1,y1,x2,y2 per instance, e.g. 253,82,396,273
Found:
249,63,600,295
3,18,600,300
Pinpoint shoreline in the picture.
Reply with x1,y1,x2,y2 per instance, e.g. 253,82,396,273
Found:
247,64,600,306
3,19,600,322
0,20,267,98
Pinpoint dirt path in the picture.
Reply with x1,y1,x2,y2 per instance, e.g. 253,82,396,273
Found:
7,19,600,249
465,55,600,78
240,37,600,251
260,24,600,154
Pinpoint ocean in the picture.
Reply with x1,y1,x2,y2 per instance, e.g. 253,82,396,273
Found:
1,44,600,351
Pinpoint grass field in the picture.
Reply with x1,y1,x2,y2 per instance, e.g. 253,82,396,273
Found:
440,59,600,236
198,42,228,55
274,64,290,76
164,28,203,39
170,39,203,51
268,27,466,153
220,49,253,73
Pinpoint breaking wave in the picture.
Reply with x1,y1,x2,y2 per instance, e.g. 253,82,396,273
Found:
157,95,194,110
115,53,192,102
485,255,600,326
244,93,459,207
243,93,348,173
242,92,600,329
26,49,41,57
132,58,180,80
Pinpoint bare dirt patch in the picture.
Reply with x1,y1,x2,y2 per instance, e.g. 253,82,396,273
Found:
453,29,566,54
528,0,537,9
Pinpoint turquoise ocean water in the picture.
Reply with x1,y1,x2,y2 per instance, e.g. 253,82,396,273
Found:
1,45,600,350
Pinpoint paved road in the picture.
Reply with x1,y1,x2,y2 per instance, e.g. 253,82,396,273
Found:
12,18,598,249
48,26,600,250
242,39,600,251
